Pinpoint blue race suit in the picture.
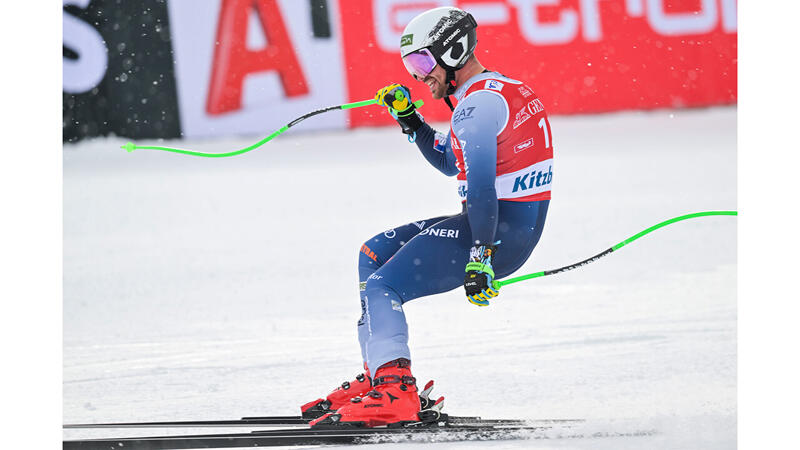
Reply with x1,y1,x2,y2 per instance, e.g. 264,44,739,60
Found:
358,72,551,373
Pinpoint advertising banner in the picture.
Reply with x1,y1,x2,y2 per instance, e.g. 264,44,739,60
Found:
63,0,182,142
63,0,737,142
167,0,348,138
340,0,738,127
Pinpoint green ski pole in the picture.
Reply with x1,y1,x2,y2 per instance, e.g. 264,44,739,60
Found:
495,210,737,289
120,98,385,158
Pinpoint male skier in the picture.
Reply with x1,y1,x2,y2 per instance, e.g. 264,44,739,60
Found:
303,6,554,428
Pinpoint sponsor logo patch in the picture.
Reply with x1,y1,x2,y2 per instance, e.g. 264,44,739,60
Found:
514,138,535,153
452,106,475,124
442,29,461,47
433,132,448,153
400,34,413,46
485,80,504,91
513,99,545,129
512,165,553,193
527,98,545,115
419,228,461,238
513,107,531,129
360,244,377,262
471,159,553,200
518,85,533,98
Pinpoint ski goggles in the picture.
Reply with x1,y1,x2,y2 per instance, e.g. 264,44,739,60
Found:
402,48,437,81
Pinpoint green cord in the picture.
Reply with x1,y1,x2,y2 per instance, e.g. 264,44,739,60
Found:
121,99,377,157
495,210,737,288
611,211,737,251
123,126,289,158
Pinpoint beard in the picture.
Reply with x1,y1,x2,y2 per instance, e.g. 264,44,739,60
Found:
430,81,447,99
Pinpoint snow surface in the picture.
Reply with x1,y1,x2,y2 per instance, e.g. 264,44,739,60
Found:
64,107,736,448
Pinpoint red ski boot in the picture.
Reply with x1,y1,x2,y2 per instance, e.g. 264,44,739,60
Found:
310,359,420,428
300,364,372,419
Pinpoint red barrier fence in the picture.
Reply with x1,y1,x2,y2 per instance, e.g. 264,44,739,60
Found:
64,0,737,141
340,0,737,127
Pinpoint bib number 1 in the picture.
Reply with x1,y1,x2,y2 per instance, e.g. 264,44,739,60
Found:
538,117,551,149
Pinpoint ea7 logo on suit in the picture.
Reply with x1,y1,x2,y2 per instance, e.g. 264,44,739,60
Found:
453,107,475,124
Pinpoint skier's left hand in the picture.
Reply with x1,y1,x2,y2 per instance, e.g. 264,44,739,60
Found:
375,83,415,112
374,84,425,138
464,243,500,306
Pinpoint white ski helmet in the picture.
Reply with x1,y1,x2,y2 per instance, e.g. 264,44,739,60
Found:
400,7,478,91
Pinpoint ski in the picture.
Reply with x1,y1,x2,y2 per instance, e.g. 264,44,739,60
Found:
63,415,308,429
63,420,551,449
63,414,580,429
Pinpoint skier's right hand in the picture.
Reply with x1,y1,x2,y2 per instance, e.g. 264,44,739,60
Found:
464,243,501,307
375,84,425,138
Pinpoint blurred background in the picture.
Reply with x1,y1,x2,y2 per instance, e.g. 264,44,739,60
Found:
63,0,736,142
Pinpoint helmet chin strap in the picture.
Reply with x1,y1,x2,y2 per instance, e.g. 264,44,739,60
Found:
442,68,490,112
443,69,457,111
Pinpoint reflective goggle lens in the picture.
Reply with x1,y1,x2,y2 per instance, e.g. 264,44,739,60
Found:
402,48,437,80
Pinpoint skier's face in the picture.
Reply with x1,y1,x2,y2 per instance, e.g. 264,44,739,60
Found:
421,65,447,99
